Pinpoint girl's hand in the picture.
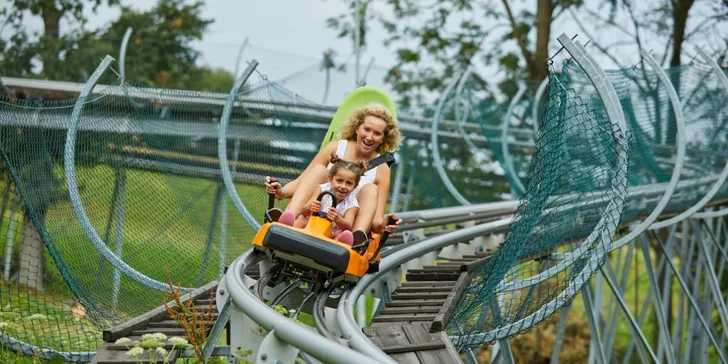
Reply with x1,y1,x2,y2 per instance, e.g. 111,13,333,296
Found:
265,177,284,200
310,200,322,213
383,213,401,234
326,207,339,222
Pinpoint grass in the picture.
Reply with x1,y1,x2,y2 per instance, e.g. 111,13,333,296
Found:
0,165,277,357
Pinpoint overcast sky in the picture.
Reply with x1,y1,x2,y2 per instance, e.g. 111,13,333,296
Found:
9,1,728,103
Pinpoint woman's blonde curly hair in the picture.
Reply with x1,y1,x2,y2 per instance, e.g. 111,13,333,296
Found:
338,104,402,154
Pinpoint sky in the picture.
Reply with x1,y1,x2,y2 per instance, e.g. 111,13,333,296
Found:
7,1,728,104
13,0,401,103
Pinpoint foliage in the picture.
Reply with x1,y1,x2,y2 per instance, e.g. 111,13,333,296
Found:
0,0,234,92
325,0,583,109
162,269,214,363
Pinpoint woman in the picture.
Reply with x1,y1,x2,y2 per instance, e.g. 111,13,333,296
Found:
266,104,402,236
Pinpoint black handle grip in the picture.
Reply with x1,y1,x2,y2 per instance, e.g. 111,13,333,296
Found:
267,177,278,211
370,215,399,262
315,190,337,220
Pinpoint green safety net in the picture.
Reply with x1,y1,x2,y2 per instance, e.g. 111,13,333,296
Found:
448,58,728,349
0,73,313,356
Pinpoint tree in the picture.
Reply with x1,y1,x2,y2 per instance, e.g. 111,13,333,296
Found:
0,0,234,92
86,0,222,90
0,0,120,79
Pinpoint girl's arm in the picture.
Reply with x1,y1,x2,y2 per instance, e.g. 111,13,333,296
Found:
301,187,323,217
277,141,339,199
334,207,358,231
371,165,392,234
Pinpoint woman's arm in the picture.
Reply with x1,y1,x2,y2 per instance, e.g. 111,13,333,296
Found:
335,207,358,231
279,141,339,199
371,166,392,234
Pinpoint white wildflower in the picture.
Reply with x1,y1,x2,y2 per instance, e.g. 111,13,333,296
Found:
114,338,132,345
168,337,188,347
126,347,144,358
151,333,167,341
155,347,168,357
0,322,8,329
141,333,154,341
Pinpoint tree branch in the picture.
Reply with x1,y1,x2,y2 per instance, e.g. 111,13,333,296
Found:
567,7,628,69
500,0,532,65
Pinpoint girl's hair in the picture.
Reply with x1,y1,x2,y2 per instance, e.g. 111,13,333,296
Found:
328,152,368,185
338,104,402,154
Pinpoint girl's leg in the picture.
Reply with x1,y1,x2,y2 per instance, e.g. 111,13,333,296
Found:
352,184,378,233
294,215,308,228
286,164,328,216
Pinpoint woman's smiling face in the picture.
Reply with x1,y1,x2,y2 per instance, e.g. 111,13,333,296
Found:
356,115,387,155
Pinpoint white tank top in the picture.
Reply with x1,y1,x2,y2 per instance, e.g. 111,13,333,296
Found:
326,140,378,196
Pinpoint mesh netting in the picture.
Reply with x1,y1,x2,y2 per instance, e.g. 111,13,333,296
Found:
448,55,728,348
449,58,632,348
0,72,314,356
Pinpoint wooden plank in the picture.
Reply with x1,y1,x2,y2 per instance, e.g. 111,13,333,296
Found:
395,286,454,293
460,255,493,272
441,258,477,263
372,314,436,323
146,320,216,328
402,281,455,287
438,330,465,364
406,272,461,281
379,306,443,315
402,323,462,364
430,273,469,332
431,273,469,332
392,292,450,300
362,324,419,363
130,327,209,337
419,265,461,272
103,280,218,342
379,342,446,354
385,299,446,307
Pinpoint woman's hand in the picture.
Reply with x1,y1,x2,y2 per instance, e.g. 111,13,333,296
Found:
265,176,284,200
383,213,401,234
309,200,322,214
326,207,339,222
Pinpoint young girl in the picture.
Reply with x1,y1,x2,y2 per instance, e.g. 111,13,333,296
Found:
285,153,367,245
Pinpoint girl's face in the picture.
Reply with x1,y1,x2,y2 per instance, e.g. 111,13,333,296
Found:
330,169,358,202
355,116,387,155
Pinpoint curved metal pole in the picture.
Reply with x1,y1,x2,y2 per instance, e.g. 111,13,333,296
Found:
218,60,261,230
501,83,527,196
455,66,482,152
360,57,376,86
650,47,728,229
531,78,549,136
233,37,250,79
119,27,133,79
64,55,186,293
611,51,686,243
431,71,472,205
225,250,378,364
0,334,93,362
